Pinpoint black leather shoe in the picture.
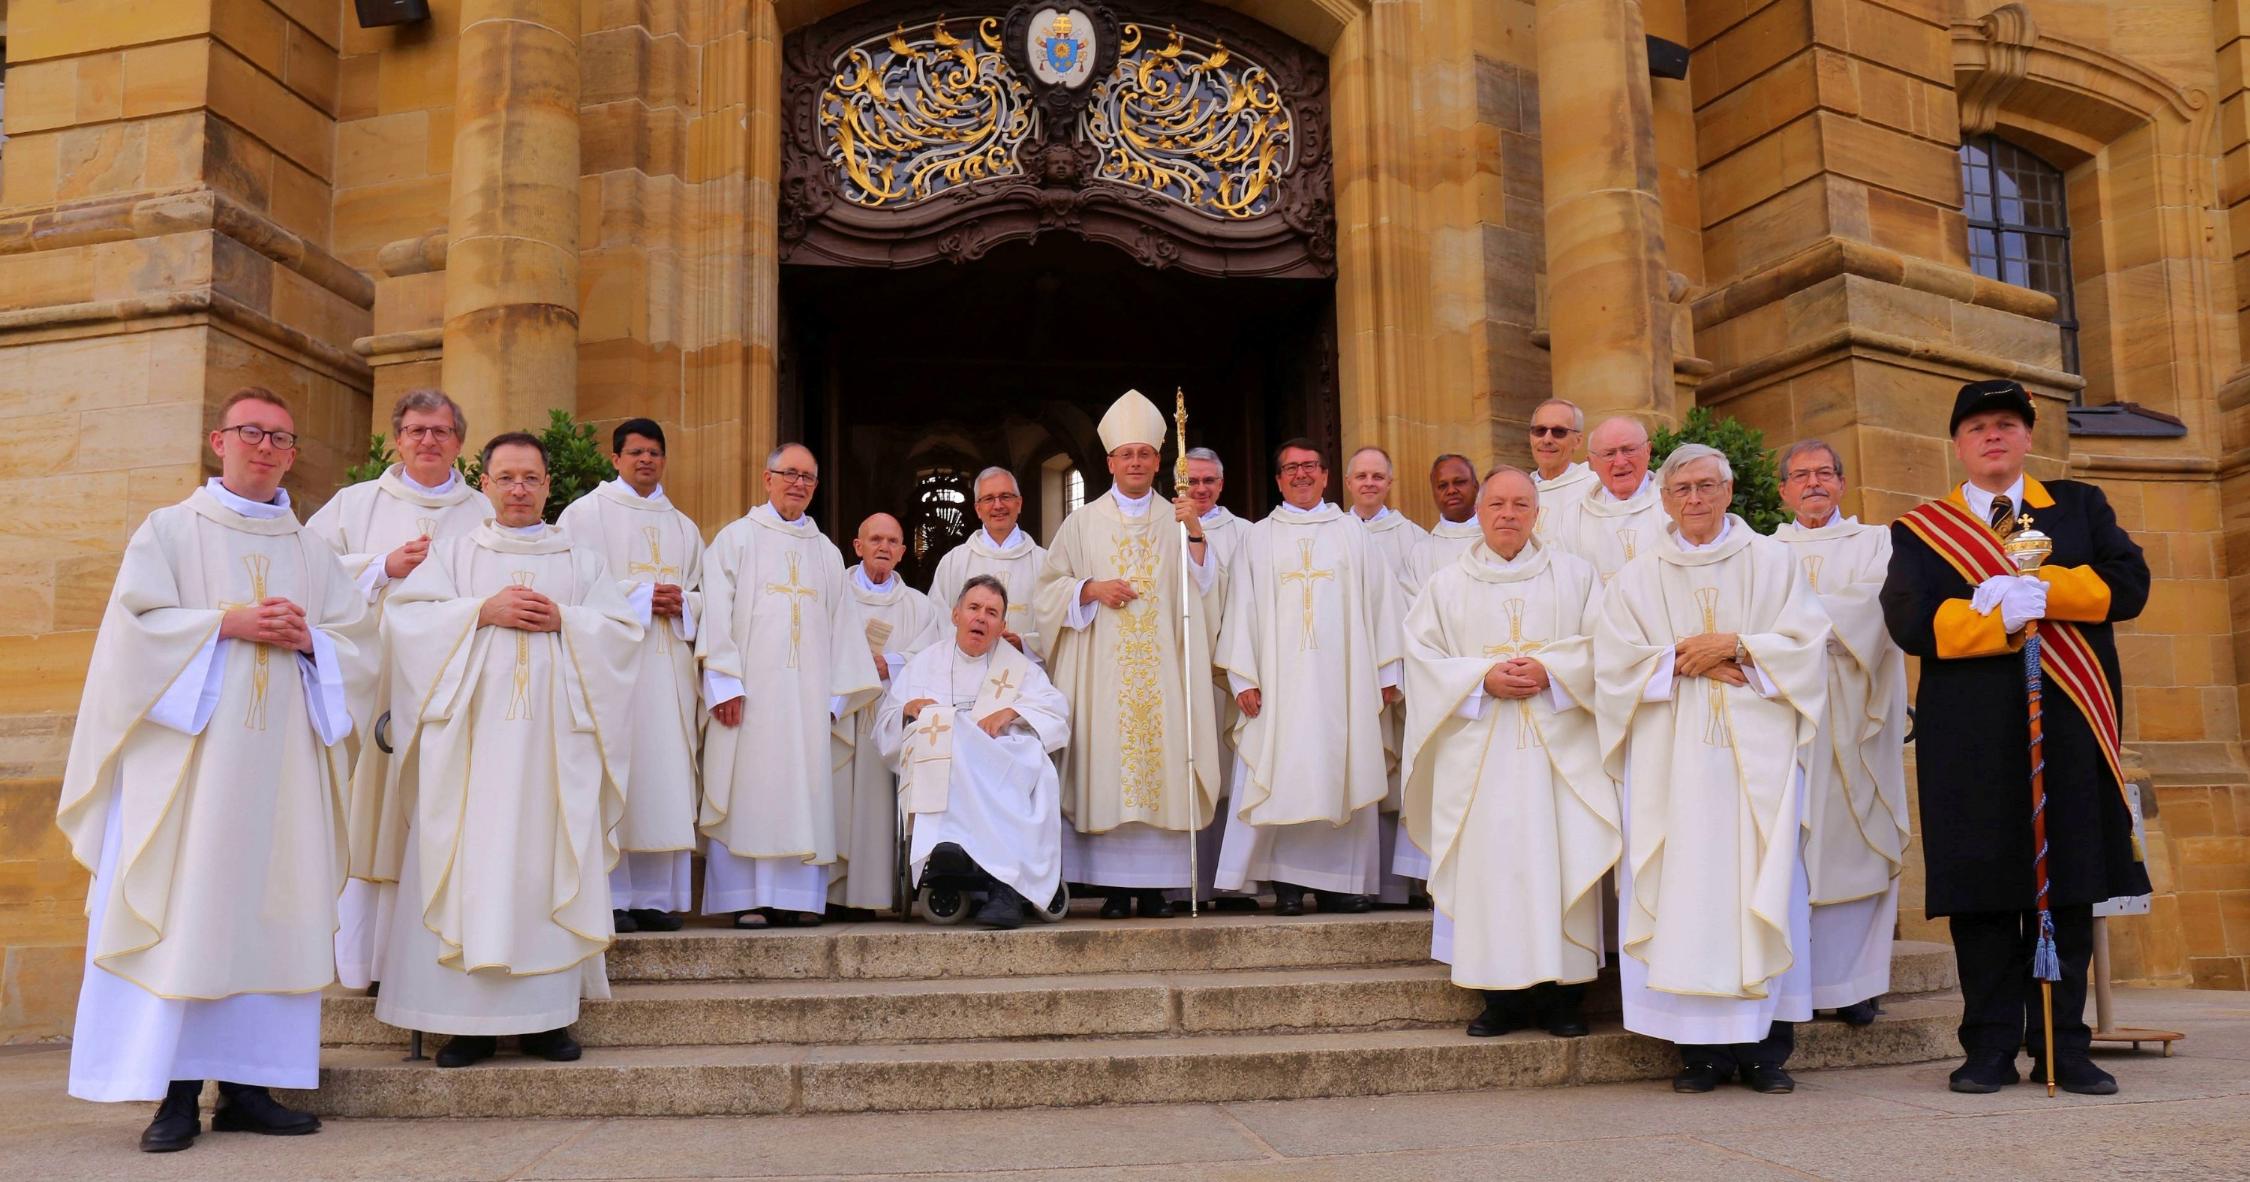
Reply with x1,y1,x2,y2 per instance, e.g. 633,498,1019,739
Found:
1948,1050,2022,1093
1466,992,1521,1038
1135,890,1175,919
436,1035,497,1068
2033,1056,2119,1095
1212,896,1261,912
629,908,685,931
612,908,639,933
1099,891,1133,919
520,1027,582,1062
1531,982,1589,1037
1833,999,1880,1026
139,1079,202,1152
1272,886,1305,916
1672,1062,1727,1093
1741,1064,1795,1094
975,889,1026,929
211,1083,320,1135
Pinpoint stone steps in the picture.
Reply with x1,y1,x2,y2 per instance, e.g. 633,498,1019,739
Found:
294,998,1963,1118
325,942,1961,1050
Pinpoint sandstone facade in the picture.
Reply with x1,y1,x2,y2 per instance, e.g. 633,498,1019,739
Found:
1,0,2246,1040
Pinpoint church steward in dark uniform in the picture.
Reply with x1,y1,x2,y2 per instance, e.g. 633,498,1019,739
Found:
1880,380,2150,1097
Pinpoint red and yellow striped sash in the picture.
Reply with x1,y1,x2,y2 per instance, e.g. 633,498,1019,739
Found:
1898,498,2126,793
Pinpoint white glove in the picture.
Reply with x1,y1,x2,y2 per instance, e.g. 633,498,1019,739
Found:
1999,577,2048,634
1971,574,2014,616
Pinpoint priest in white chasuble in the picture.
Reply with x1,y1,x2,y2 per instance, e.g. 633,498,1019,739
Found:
1594,444,1831,1096
1214,439,1405,915
59,388,370,1151
555,418,705,934
373,433,643,1069
1036,389,1222,919
1547,415,1670,583
1343,446,1426,905
699,443,883,927
928,466,1048,662
1528,398,1595,546
306,387,488,991
1409,453,1485,588
1772,439,1909,1025
1176,446,1257,909
1402,468,1616,1041
878,577,1071,928
831,512,945,913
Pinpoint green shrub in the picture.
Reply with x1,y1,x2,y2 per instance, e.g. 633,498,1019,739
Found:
1649,406,1787,534
341,407,613,524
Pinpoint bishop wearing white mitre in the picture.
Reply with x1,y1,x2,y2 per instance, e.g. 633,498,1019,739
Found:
1215,439,1404,914
928,466,1048,663
555,417,704,932
1527,398,1596,546
1594,443,1830,1095
1546,416,1670,582
60,388,369,1152
831,512,944,912
1401,468,1615,1042
1772,438,1910,1023
699,443,882,926
1036,389,1221,920
373,432,642,1068
879,576,1071,928
306,388,487,991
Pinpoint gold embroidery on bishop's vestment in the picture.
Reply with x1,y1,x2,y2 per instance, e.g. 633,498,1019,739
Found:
1110,522,1166,811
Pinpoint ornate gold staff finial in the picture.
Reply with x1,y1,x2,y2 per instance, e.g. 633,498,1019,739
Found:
1173,387,1190,490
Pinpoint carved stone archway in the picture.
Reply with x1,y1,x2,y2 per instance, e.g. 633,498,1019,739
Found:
778,0,1337,278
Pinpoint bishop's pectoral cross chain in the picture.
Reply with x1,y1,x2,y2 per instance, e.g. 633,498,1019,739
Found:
1484,597,1546,749
765,550,819,669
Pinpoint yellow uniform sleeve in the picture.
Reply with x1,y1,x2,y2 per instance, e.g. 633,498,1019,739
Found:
1933,598,2023,659
2036,565,2111,624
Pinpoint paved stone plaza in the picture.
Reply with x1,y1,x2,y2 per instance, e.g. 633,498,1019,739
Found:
1,986,2241,1182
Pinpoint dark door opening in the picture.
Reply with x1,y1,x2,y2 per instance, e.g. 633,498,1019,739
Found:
779,236,1340,590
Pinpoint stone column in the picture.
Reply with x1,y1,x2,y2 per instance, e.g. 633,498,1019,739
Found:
441,0,582,439
1535,0,1675,424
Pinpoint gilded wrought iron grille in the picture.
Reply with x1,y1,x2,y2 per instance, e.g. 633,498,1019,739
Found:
1083,24,1296,220
822,18,1036,208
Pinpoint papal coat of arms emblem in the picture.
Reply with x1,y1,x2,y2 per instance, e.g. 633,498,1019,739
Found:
1027,6,1097,88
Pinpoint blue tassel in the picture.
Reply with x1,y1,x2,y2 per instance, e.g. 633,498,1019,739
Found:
2033,914,2062,983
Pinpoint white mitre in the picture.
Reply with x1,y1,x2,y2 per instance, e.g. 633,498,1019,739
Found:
1098,388,1167,452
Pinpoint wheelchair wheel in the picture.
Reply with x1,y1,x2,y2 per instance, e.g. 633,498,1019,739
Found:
916,883,973,925
1033,882,1070,923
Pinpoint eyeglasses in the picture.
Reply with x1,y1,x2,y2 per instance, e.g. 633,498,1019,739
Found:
975,492,1021,506
767,468,819,486
1664,479,1729,501
1591,445,1646,462
1278,462,1324,476
1184,476,1222,488
1784,467,1841,485
400,425,457,443
1529,425,1578,438
491,476,547,491
219,424,298,451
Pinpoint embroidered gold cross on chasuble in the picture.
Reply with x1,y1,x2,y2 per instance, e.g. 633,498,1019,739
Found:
764,550,820,669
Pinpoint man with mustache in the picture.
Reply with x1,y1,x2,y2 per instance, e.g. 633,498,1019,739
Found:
1214,439,1404,915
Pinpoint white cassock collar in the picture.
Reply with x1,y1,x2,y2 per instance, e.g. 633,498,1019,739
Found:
854,565,899,593
1353,504,1394,524
1959,476,2026,526
1110,486,1155,517
1483,541,1538,571
205,478,291,519
605,477,664,500
1277,499,1336,519
1199,506,1228,524
983,524,1028,549
399,467,459,495
496,520,548,538
1679,515,1734,552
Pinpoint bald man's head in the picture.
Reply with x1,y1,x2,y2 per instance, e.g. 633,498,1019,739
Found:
853,512,906,582
1587,416,1652,500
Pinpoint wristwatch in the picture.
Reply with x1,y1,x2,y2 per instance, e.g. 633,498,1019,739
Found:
1733,638,1748,665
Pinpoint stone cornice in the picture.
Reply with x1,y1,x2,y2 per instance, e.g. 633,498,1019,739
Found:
1696,323,2083,403
1693,237,2055,333
0,288,371,388
0,188,376,310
